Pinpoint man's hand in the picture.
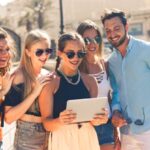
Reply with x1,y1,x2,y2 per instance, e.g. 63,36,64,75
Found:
112,110,127,127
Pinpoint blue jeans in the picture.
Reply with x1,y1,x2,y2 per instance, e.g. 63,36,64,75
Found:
14,120,49,150
95,119,114,145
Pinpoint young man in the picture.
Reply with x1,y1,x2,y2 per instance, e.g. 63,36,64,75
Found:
101,9,150,150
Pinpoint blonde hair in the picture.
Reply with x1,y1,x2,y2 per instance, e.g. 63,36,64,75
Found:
19,29,51,98
0,27,16,71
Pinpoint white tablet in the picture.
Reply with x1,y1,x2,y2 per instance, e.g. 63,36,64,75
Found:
66,97,109,123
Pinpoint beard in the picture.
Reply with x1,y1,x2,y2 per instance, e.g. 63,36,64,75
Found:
109,32,127,48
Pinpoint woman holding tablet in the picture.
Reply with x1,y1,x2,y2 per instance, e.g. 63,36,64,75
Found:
39,32,108,150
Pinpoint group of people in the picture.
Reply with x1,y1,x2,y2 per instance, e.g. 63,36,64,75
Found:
0,8,149,150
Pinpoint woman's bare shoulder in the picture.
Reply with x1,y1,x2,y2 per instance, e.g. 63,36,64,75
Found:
11,68,24,85
43,72,60,93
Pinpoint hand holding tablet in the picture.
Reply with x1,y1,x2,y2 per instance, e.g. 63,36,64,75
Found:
66,97,110,123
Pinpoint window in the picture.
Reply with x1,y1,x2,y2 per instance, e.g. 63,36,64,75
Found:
129,23,143,36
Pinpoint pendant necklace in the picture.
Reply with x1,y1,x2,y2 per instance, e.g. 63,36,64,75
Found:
58,69,81,85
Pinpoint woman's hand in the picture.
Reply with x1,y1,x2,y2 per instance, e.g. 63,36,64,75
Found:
58,109,76,125
91,108,109,126
0,72,15,97
32,74,52,97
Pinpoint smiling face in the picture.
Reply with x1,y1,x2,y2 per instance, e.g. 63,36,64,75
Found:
0,38,10,68
59,40,85,72
26,39,50,71
104,16,128,48
82,28,99,56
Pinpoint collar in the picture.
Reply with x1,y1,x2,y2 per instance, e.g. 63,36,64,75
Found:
126,35,134,53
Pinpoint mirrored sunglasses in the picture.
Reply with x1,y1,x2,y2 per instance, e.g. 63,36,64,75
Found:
84,36,101,45
63,51,86,59
35,48,53,57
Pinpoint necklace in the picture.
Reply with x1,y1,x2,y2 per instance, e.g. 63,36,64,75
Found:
58,69,81,85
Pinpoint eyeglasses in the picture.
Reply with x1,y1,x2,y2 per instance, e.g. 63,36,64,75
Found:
35,48,53,57
0,49,10,55
84,36,101,45
63,51,86,59
123,106,145,126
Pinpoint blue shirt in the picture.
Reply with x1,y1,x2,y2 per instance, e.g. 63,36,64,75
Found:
108,36,150,134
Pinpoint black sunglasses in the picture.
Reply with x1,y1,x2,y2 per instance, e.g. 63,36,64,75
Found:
35,48,53,57
63,51,86,59
123,106,145,126
84,36,101,45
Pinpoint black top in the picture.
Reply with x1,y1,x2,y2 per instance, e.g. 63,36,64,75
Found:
53,70,90,118
5,83,41,116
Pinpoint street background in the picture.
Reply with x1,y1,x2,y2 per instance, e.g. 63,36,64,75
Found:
0,0,150,149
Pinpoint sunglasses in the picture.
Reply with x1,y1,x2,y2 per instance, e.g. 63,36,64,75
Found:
123,106,145,126
35,48,53,57
63,51,86,59
84,36,101,45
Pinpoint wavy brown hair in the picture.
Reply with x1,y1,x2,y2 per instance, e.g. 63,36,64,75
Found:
76,20,103,74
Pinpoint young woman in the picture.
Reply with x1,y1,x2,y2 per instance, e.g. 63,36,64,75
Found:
39,32,108,150
0,27,15,149
77,20,115,150
4,29,52,150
